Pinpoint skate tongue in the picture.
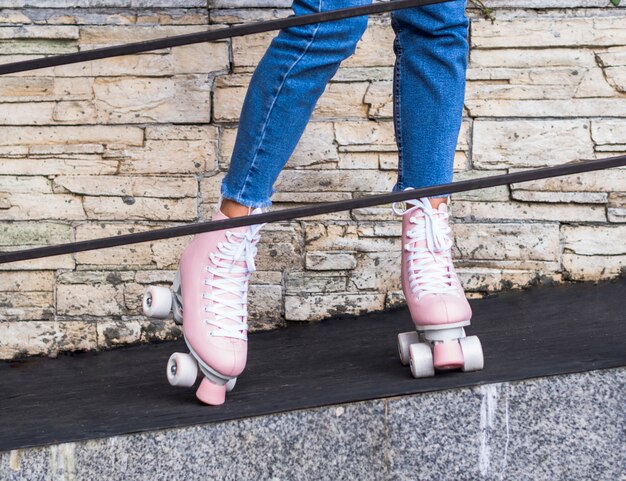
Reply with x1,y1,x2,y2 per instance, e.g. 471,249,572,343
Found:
211,210,262,273
404,198,452,256
405,198,449,215
405,197,432,214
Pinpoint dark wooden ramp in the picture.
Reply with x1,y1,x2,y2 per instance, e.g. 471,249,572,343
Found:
1,278,624,451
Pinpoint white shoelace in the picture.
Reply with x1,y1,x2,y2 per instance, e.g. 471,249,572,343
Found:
393,198,460,301
202,223,264,340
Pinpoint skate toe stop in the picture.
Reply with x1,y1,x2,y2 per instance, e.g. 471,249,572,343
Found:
196,378,227,405
433,341,464,370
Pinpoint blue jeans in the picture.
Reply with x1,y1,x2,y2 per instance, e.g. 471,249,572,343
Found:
221,0,469,208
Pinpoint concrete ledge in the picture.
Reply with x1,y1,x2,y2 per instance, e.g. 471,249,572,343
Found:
2,368,623,481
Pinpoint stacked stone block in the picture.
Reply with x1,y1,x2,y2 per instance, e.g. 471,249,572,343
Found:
0,0,624,358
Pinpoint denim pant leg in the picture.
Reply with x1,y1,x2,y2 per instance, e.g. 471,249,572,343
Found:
221,0,371,208
391,0,469,197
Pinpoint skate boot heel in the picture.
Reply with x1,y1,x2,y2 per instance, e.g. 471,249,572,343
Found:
433,340,464,370
196,377,227,406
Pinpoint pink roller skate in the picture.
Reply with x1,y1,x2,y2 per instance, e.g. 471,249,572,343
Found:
143,204,264,405
393,196,484,378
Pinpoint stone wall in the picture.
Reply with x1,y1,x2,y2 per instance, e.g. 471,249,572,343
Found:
0,0,624,359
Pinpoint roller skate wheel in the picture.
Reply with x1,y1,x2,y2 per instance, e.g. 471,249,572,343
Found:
166,352,198,387
397,331,420,366
409,343,435,378
143,286,172,318
459,335,484,372
225,377,237,392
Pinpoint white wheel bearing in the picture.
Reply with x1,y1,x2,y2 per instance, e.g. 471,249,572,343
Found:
166,352,198,387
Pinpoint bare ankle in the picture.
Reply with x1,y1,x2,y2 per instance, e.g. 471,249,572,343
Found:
220,198,253,218
428,196,448,209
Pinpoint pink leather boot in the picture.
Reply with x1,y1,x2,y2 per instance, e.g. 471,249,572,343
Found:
143,204,264,405
394,196,484,378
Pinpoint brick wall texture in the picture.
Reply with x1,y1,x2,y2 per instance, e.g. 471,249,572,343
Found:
0,0,625,358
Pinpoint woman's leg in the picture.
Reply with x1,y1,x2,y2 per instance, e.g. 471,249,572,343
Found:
391,2,484,376
221,0,372,212
391,0,469,199
165,1,373,406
